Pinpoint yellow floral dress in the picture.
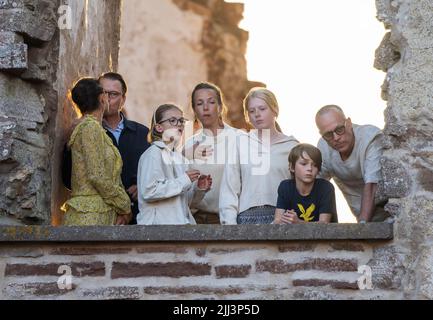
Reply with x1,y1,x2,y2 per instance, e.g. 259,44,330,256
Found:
61,115,131,226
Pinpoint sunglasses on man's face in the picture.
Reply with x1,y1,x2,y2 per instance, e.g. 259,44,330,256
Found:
322,120,347,141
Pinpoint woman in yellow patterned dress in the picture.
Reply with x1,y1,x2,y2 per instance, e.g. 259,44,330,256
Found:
62,78,131,226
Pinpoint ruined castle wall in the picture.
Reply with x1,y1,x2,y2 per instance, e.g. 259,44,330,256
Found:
119,0,257,129
0,0,122,226
375,0,433,299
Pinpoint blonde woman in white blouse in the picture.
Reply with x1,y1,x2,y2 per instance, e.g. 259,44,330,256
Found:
137,104,212,225
219,88,299,224
183,82,240,224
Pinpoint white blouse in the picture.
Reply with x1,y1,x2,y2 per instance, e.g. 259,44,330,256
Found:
183,123,240,214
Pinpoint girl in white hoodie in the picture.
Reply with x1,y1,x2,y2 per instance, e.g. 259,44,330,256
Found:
137,104,212,225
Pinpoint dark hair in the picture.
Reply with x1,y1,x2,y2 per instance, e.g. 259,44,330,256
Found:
70,77,104,114
98,72,127,96
288,143,322,178
148,104,183,143
191,82,228,120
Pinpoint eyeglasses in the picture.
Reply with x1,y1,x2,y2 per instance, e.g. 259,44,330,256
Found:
159,117,187,127
322,120,347,141
105,91,122,99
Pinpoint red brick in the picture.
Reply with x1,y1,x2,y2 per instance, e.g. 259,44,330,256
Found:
50,247,131,255
256,258,358,274
135,245,188,254
5,262,105,277
111,262,211,279
293,279,359,290
308,258,358,272
329,242,365,252
215,265,251,278
278,243,316,252
143,286,243,295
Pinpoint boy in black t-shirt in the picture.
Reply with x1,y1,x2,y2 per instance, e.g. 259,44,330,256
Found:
273,143,337,224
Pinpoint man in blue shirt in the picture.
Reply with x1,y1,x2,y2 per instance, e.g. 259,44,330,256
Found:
63,72,150,224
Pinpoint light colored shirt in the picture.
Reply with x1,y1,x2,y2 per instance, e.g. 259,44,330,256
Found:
183,123,240,214
219,131,299,224
136,141,205,225
104,114,124,144
317,124,384,218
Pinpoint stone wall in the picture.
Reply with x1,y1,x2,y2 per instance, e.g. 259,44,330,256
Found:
374,0,433,299
119,0,259,129
0,224,397,300
0,0,122,226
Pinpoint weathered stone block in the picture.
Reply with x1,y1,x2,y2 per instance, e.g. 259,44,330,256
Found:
79,287,140,300
4,283,76,298
0,31,24,44
143,286,243,295
368,246,405,290
381,158,411,198
293,279,359,290
374,32,401,72
111,262,212,279
0,2,57,43
0,43,27,72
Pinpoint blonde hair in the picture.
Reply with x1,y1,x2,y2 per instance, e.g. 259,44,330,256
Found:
148,104,183,143
243,87,282,132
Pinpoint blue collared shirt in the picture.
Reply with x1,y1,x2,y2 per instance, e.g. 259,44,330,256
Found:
105,114,125,144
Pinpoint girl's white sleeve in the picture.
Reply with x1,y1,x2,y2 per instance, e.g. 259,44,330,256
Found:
138,149,192,202
218,142,241,225
187,182,206,208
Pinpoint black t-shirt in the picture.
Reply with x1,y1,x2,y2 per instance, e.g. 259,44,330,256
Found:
276,178,337,222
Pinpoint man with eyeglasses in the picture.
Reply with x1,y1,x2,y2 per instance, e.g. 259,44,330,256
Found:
315,105,389,223
62,72,150,224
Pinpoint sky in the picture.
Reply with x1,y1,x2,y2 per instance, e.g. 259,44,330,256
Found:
227,0,387,222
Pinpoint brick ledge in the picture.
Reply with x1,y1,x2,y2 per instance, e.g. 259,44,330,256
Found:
0,223,393,242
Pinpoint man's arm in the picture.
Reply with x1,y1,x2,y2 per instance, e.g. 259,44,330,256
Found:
358,183,377,222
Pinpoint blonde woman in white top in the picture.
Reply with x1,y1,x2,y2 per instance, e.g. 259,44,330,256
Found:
183,82,240,224
219,88,299,224
137,104,212,225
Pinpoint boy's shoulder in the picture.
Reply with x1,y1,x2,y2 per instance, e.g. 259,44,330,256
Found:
315,178,335,191
279,178,296,189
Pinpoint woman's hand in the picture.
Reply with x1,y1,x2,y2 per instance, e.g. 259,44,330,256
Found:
194,144,213,160
115,212,132,225
197,174,212,191
186,169,201,182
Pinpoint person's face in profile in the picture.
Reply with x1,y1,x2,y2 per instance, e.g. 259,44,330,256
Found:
100,78,125,118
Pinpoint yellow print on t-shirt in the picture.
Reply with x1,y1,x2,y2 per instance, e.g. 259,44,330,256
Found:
297,203,316,222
